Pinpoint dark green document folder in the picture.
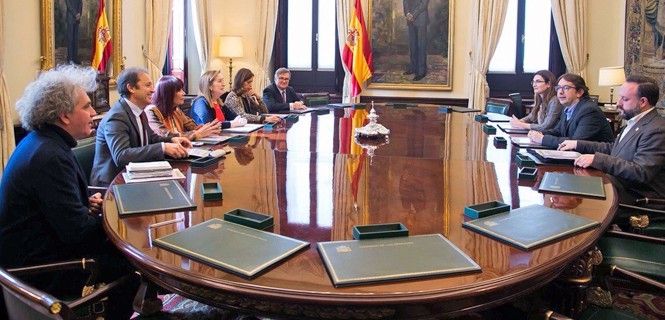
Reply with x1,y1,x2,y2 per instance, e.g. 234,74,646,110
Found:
317,234,480,287
538,172,606,198
113,180,196,216
463,204,600,250
154,219,309,278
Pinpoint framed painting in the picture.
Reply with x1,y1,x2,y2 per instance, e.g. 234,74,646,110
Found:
369,0,453,91
624,0,665,107
40,0,122,85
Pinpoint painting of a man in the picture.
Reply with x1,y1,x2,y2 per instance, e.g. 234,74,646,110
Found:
370,0,452,90
66,0,83,64
403,0,429,81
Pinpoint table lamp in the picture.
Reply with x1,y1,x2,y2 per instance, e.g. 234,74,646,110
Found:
598,66,626,106
218,36,244,88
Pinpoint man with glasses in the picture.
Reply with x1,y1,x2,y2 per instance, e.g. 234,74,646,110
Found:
527,73,614,148
558,76,665,204
262,68,306,112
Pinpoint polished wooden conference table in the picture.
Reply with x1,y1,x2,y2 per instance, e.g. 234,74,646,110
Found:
103,105,617,319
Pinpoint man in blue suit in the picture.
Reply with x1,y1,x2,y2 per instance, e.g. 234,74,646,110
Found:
403,0,429,81
528,73,614,148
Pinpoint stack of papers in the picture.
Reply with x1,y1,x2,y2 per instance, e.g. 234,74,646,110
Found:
126,161,173,179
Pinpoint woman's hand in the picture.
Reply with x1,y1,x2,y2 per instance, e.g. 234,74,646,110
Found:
194,120,221,139
230,116,247,128
509,115,528,129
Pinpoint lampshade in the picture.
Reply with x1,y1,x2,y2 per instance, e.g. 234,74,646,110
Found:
598,66,625,86
218,36,244,58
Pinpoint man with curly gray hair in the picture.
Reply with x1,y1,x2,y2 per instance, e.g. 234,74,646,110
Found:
0,65,138,319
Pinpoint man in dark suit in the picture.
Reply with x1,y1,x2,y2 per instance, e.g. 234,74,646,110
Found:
403,0,429,81
559,75,665,203
262,68,306,113
528,73,614,148
90,67,190,186
0,65,137,319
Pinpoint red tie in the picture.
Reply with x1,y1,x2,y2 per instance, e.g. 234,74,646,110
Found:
139,112,149,146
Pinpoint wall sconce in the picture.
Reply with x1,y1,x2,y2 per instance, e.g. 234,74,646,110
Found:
218,36,244,89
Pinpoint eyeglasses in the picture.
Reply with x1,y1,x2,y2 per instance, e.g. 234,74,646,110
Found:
531,80,546,85
278,77,290,81
554,85,577,92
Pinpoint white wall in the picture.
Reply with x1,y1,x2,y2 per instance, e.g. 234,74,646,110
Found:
2,0,626,125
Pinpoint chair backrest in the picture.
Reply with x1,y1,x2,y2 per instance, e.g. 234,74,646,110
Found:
0,268,64,320
508,93,525,118
71,137,96,183
302,92,330,106
485,101,510,115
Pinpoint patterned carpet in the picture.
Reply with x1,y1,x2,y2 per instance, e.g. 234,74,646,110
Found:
130,288,664,320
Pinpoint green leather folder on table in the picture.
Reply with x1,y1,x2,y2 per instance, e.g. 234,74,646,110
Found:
154,219,309,278
113,180,196,216
462,204,600,250
317,234,480,287
538,172,606,198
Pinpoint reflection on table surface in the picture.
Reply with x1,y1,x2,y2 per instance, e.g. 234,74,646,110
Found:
103,104,617,319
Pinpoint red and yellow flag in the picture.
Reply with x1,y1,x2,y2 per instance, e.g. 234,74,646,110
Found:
342,0,373,98
91,0,112,72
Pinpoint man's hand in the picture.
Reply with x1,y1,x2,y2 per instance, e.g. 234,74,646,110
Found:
574,154,595,168
164,142,188,158
527,130,544,144
171,136,192,148
291,101,307,110
88,192,103,215
557,140,577,151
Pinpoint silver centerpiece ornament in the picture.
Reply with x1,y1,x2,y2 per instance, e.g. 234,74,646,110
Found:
354,102,390,138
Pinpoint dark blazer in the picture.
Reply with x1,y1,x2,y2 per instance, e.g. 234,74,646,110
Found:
262,83,300,113
576,109,665,200
0,125,104,268
403,0,429,26
91,99,172,186
189,96,236,127
541,97,614,148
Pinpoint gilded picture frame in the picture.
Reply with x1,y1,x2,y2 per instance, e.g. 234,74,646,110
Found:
40,0,122,85
368,0,453,91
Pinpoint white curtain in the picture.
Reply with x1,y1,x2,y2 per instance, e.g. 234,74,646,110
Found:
144,0,173,81
466,0,509,109
191,0,214,72
254,0,279,91
0,0,16,177
551,0,588,78
336,0,353,103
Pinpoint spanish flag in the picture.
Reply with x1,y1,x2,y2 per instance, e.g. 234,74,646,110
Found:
91,0,112,72
342,0,373,98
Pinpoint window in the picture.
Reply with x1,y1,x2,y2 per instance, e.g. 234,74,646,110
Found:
273,0,342,93
163,0,187,89
487,0,565,98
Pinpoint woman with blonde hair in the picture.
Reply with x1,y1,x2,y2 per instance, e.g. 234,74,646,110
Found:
510,70,563,131
146,75,221,141
190,70,246,128
225,68,281,124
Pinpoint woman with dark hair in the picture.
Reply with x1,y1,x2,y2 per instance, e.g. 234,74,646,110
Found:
510,70,563,131
224,68,281,123
190,70,246,128
146,75,221,141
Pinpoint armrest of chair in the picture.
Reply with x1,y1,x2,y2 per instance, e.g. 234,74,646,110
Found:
609,265,665,292
87,186,108,196
605,229,665,245
544,310,573,320
634,197,665,206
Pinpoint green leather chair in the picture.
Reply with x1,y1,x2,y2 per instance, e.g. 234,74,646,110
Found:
597,230,665,284
71,137,105,194
618,200,665,238
0,259,132,320
485,101,509,115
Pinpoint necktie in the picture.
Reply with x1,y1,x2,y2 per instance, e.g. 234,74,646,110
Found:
282,90,287,103
139,112,149,146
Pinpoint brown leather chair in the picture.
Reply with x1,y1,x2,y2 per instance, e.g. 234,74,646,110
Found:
0,259,132,320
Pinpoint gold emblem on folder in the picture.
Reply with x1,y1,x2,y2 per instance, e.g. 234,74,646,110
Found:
336,245,352,253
